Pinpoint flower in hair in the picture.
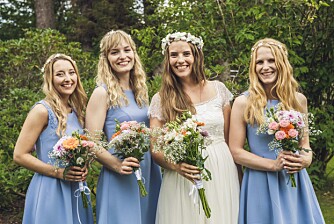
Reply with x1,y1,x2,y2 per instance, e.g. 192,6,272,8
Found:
41,53,74,73
161,32,204,55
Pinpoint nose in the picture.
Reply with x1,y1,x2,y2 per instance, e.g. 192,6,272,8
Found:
262,61,270,70
119,50,126,59
64,73,71,81
177,55,185,63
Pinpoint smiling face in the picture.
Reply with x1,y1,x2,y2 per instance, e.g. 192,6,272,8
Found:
52,59,77,99
168,41,194,79
255,46,278,88
107,39,135,77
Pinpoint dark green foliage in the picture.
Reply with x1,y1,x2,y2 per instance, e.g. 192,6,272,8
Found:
0,88,40,209
0,0,35,40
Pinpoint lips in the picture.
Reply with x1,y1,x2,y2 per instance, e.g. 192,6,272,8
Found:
176,65,189,71
61,83,74,88
118,61,130,66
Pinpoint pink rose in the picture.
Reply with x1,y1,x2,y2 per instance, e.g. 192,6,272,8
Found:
279,120,290,128
120,123,130,130
268,121,279,130
81,140,89,147
275,131,286,140
288,129,298,138
88,141,95,148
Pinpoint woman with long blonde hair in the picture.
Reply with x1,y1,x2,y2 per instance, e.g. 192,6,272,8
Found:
149,32,239,224
229,38,324,223
85,30,161,224
14,53,93,223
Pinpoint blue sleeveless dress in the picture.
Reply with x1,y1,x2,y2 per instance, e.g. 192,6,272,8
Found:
96,89,162,224
239,99,325,224
22,100,94,224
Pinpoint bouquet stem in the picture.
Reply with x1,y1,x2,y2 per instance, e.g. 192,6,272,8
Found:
289,174,297,188
79,181,89,208
134,169,148,197
194,179,211,218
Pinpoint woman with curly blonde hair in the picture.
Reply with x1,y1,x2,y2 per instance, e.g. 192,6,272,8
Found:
229,38,324,223
14,53,93,223
86,30,161,224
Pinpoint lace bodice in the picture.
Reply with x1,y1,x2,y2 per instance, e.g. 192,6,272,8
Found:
148,80,233,143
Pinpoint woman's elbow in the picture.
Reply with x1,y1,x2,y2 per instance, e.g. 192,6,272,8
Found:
230,146,243,165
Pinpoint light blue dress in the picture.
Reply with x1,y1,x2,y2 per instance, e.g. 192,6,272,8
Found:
239,98,325,224
22,100,94,224
96,89,162,224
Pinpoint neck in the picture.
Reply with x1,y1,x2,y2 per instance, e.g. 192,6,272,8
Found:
116,73,131,90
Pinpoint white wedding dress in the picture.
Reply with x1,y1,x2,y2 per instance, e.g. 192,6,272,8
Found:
148,80,239,224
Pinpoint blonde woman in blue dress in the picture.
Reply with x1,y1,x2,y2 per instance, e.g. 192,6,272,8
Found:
85,30,161,224
149,32,240,224
14,53,93,224
229,38,324,223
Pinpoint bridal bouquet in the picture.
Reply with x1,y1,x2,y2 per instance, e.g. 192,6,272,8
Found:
49,130,97,208
152,111,212,218
257,103,310,187
109,120,150,197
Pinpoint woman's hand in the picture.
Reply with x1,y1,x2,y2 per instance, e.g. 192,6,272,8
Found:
272,151,285,172
174,162,201,182
60,166,87,181
116,157,140,175
281,151,311,174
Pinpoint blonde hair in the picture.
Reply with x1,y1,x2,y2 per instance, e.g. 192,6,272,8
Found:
42,53,87,136
96,30,148,108
160,41,206,122
245,38,302,125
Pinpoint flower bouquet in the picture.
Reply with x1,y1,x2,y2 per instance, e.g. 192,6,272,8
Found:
49,130,97,208
257,103,310,187
109,120,150,197
152,111,212,218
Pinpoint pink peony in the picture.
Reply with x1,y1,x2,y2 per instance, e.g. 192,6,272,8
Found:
268,121,279,130
120,123,130,130
279,120,290,128
275,131,286,140
288,129,299,138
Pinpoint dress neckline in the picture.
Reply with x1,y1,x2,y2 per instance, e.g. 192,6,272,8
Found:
194,81,218,106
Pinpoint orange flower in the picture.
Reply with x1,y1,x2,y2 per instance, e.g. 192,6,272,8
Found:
181,130,187,136
80,135,88,140
112,130,122,139
196,122,205,126
280,124,295,137
62,137,79,150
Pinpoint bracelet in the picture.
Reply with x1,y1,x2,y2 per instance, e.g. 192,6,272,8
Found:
301,148,312,152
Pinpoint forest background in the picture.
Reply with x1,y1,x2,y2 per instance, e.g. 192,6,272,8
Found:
0,0,333,223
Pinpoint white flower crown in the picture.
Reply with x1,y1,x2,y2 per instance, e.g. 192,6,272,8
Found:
251,41,288,56
161,32,204,55
41,53,75,73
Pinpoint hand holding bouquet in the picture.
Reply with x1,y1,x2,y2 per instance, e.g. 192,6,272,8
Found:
152,111,212,218
109,120,150,197
257,103,310,187
49,130,97,208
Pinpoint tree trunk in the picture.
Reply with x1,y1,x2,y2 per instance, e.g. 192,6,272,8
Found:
35,0,55,28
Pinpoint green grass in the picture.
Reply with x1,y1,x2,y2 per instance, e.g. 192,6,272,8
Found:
317,157,334,224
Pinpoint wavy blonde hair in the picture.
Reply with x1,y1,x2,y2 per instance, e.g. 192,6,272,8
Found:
245,38,302,125
160,41,206,122
96,30,148,108
42,53,87,136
